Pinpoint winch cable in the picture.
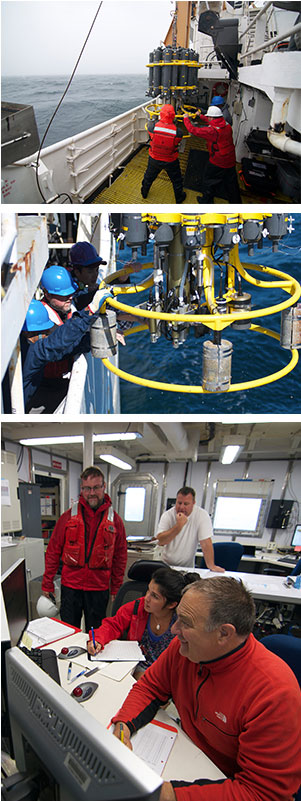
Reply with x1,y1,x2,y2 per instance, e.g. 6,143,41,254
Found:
35,1,103,203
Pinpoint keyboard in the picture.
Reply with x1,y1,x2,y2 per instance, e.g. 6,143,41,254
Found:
20,646,61,685
277,556,297,564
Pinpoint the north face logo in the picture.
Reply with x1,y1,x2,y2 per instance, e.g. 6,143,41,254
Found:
215,711,227,723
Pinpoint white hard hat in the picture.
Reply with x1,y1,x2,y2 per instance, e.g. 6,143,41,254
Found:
36,594,58,618
205,106,223,117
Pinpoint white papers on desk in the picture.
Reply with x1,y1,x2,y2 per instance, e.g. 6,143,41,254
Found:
90,640,145,662
132,720,177,775
21,618,75,649
99,661,136,681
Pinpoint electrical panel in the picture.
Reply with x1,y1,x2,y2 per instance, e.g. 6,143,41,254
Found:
266,499,294,529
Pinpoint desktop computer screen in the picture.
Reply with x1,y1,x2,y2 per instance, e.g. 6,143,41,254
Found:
6,647,162,800
291,523,301,549
1,558,29,647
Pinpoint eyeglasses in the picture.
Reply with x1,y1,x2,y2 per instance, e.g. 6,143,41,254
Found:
81,484,104,493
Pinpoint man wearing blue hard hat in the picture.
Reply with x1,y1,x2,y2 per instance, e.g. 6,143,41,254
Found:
211,94,232,125
21,287,112,413
40,265,78,323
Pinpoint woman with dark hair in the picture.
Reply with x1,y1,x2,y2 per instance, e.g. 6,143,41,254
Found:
87,566,198,678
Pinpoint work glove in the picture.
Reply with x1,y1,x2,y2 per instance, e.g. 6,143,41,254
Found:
88,286,113,314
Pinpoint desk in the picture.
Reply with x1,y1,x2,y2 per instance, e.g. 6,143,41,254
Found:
240,552,299,574
45,630,225,786
176,566,301,605
195,548,299,575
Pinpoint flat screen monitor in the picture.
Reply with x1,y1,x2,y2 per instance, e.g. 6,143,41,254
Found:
213,495,264,535
1,558,29,647
291,523,301,549
6,647,162,800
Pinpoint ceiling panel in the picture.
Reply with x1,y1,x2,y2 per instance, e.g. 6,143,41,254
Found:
2,421,301,465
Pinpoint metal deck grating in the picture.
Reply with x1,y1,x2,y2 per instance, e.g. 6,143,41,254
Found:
92,138,290,205
92,139,230,204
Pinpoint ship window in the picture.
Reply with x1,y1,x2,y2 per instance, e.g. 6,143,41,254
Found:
213,496,262,532
124,487,146,521
111,472,158,540
211,479,273,538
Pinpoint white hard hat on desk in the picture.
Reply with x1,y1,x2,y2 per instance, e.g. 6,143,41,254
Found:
36,594,58,618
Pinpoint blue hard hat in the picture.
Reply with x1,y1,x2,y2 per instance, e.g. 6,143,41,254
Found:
40,265,77,296
22,300,54,332
69,241,107,267
211,95,224,106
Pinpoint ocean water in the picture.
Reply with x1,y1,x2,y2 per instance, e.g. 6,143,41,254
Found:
117,220,301,414
2,74,148,147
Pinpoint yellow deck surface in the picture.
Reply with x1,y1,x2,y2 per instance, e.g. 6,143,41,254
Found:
92,138,288,205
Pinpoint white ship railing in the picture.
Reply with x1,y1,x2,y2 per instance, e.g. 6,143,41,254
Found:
240,21,301,63
1,215,49,413
2,102,149,204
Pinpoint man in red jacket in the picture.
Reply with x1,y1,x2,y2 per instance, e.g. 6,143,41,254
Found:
41,466,127,632
183,105,241,203
141,104,186,203
111,576,301,801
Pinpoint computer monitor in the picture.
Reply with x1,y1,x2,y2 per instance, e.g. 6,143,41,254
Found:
1,558,29,647
1,558,29,756
6,647,162,800
291,523,301,549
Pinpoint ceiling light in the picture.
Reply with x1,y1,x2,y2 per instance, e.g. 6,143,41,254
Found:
98,446,136,471
19,436,84,446
19,432,142,447
94,433,142,442
219,436,246,464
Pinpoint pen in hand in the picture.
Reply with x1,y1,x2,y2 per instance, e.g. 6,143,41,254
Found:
91,626,96,649
120,722,124,744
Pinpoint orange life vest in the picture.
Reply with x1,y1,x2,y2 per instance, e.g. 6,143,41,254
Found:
41,301,73,379
62,501,116,570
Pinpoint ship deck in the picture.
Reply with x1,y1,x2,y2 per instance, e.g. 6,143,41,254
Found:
92,137,291,205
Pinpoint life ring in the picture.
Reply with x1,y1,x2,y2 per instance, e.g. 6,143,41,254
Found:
212,81,228,98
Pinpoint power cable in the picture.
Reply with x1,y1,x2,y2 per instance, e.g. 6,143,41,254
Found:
35,2,103,203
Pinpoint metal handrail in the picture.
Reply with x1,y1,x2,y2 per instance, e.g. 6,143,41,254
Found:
239,1,273,41
239,22,301,59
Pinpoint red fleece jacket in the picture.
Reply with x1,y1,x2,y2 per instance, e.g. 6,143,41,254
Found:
112,633,301,800
90,596,148,647
42,494,127,595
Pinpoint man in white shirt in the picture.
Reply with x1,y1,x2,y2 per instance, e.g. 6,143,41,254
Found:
156,487,224,572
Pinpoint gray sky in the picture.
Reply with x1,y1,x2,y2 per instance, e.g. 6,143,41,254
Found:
2,0,173,75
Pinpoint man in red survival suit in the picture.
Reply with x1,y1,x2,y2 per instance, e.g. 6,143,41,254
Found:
141,104,186,203
184,105,241,204
41,466,127,632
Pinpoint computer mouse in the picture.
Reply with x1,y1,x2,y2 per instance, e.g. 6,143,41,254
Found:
71,682,98,702
58,646,87,659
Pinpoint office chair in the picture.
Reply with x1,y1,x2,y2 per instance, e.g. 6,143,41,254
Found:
290,557,301,576
198,542,244,571
260,634,301,686
111,560,166,615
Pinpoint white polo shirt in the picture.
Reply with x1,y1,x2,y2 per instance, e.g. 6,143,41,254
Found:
156,504,213,568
